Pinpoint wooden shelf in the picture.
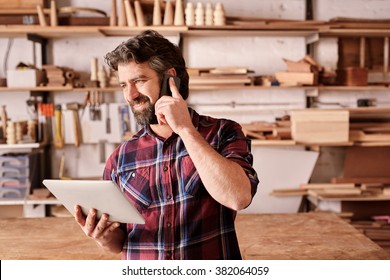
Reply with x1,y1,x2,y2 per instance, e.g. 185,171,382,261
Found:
0,85,73,92
321,28,390,37
1,23,390,39
0,25,188,38
0,8,50,15
0,143,43,150
0,25,318,39
0,198,60,206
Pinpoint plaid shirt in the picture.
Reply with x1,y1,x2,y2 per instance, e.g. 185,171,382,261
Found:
104,108,258,260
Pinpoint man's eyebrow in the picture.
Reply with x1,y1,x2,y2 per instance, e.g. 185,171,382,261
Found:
119,74,149,84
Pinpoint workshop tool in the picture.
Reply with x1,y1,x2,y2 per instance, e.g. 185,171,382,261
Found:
99,140,107,163
89,91,95,120
81,91,90,118
89,91,102,121
95,91,102,121
65,102,82,147
38,103,54,144
54,105,64,148
0,105,7,141
106,102,111,134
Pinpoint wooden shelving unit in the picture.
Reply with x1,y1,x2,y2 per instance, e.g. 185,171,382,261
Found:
1,84,389,93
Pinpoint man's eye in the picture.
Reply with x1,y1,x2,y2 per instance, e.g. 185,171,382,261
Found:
135,80,145,85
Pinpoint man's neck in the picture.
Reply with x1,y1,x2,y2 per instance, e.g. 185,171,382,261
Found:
150,124,173,139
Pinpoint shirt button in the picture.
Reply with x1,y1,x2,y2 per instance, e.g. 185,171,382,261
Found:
163,166,168,171
165,252,171,259
167,222,171,227
166,194,172,200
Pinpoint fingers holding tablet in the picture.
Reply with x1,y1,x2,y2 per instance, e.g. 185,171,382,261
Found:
74,205,122,247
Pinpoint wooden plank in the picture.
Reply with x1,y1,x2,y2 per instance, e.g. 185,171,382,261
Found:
350,130,390,142
275,71,317,86
291,109,349,122
332,177,390,184
300,183,355,189
270,188,307,196
343,146,390,178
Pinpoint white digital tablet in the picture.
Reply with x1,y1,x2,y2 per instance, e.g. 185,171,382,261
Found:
42,179,145,224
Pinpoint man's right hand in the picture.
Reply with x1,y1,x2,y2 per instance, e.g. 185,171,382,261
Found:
74,205,125,254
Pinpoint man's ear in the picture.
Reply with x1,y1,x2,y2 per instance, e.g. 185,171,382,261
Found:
166,67,177,76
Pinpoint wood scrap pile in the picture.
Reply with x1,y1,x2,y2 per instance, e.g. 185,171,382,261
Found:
306,182,390,199
41,65,82,88
188,67,253,87
241,115,291,141
275,55,320,86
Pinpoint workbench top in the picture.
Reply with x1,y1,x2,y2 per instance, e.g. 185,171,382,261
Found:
0,212,388,260
235,212,390,260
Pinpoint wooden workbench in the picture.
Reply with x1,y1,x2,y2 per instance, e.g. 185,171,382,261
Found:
0,212,388,260
235,212,390,260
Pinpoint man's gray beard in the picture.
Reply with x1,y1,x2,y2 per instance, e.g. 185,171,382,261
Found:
131,103,157,125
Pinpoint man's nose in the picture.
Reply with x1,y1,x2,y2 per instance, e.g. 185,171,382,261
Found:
125,83,139,100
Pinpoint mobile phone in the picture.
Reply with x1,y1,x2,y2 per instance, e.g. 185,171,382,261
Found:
160,74,181,97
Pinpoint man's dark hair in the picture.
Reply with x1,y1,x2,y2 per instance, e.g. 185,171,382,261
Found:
104,30,189,100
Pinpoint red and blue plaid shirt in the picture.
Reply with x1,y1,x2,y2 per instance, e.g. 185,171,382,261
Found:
104,108,258,260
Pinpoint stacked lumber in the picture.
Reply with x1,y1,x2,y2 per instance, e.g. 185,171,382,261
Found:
351,216,390,253
275,55,320,86
188,67,253,87
272,182,390,198
290,109,349,144
348,107,390,146
307,182,390,199
241,116,292,141
272,183,360,197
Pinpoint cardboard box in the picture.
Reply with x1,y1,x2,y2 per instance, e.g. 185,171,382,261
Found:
6,69,43,88
290,109,349,144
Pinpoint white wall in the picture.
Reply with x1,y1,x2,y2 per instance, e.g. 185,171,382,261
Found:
1,0,390,212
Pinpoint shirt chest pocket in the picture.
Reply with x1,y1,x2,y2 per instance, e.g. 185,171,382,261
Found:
181,155,201,198
118,167,153,211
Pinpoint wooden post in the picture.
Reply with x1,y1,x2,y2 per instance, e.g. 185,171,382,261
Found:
359,37,365,68
174,0,184,26
384,37,389,80
118,0,127,26
36,4,47,26
163,0,174,25
153,0,162,26
90,57,98,82
110,0,117,26
134,1,145,27
50,0,58,27
124,0,136,27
